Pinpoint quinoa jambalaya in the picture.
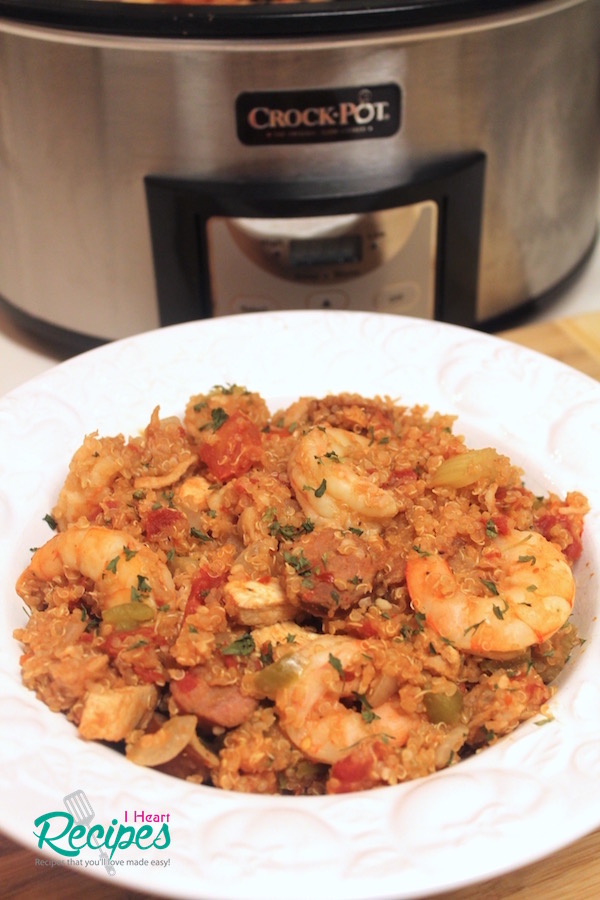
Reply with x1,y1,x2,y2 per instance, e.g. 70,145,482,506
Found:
14,387,588,794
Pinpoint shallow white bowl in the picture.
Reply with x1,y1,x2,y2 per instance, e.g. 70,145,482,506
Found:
1,311,599,899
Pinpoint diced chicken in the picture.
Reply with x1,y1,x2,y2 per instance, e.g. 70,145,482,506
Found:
251,621,320,649
224,577,294,626
78,684,158,742
174,475,213,511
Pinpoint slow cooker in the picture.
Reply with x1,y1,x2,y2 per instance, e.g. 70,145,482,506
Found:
0,0,599,350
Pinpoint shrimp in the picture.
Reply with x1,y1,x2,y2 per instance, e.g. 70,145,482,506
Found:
16,525,175,615
405,529,575,657
172,475,214,530
52,433,127,529
287,426,399,529
263,635,412,764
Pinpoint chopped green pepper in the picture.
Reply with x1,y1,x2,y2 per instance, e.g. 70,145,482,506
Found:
424,688,463,725
102,602,154,632
253,654,303,699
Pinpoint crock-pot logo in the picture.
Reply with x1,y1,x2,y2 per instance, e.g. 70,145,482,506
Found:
236,85,401,146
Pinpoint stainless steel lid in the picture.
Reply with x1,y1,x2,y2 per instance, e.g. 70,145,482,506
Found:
0,0,562,37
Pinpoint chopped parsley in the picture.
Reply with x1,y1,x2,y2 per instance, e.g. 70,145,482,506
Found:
210,407,229,431
414,611,426,632
106,555,120,574
199,407,229,432
518,554,537,565
221,632,256,656
412,545,431,557
130,575,151,601
283,550,312,577
129,639,149,650
269,519,314,541
492,599,509,620
485,519,498,538
259,642,274,666
480,578,499,596
481,726,496,744
328,653,345,678
354,692,380,724
191,527,213,542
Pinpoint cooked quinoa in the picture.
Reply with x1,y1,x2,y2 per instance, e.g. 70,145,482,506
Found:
14,388,588,794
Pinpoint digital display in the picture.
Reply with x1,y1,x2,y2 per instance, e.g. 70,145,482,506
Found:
289,235,362,267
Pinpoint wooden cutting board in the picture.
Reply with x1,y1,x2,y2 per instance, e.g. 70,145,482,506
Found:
499,311,600,382
2,312,600,900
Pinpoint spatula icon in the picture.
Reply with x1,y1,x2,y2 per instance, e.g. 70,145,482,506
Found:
63,789,117,877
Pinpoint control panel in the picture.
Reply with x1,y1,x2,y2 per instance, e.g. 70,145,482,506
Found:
206,202,437,318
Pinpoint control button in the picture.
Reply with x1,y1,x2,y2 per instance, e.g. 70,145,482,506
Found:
375,281,421,314
306,290,350,310
228,295,280,314
259,240,285,260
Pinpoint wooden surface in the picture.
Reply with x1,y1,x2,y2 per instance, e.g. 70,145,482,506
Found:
2,311,600,900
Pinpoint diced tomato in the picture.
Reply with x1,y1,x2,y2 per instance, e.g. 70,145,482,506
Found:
184,568,229,616
328,745,379,794
315,570,335,584
143,506,186,539
488,514,510,536
358,619,379,639
199,412,262,481
332,750,372,784
262,423,294,440
222,655,240,671
535,513,584,562
385,468,418,488
132,665,164,685
174,669,198,694
102,625,158,658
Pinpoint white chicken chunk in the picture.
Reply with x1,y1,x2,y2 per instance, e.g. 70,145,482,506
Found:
78,684,158,742
223,577,293,626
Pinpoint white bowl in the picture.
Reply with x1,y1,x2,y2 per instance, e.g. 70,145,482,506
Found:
1,311,599,899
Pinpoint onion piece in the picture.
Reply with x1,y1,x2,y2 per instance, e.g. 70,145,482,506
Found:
126,715,198,767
